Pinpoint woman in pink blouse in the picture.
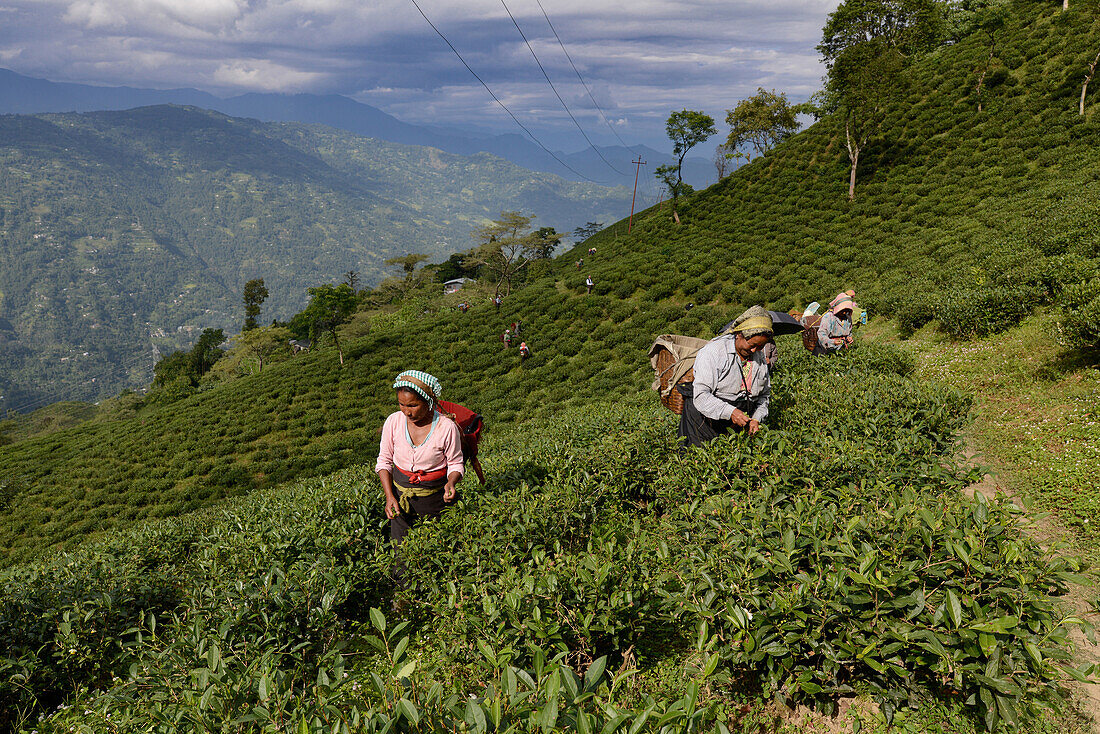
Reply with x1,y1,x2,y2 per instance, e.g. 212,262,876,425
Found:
375,370,465,545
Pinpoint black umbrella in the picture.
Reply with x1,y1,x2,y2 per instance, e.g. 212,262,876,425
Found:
718,310,804,336
767,310,804,336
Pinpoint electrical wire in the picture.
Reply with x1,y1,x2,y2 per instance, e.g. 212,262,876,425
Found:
406,0,602,183
532,0,635,151
4,349,154,415
498,0,628,176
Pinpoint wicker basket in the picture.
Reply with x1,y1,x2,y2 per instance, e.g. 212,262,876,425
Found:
653,346,693,415
802,314,823,353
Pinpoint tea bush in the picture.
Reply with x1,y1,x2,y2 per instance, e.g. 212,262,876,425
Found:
7,340,1085,732
3,4,1100,727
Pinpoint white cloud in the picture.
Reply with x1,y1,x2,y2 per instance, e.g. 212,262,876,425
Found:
212,59,325,91
63,0,246,34
63,0,126,29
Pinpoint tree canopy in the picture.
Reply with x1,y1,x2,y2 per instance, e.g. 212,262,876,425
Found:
817,0,945,199
290,284,360,365
242,278,269,332
665,110,718,187
468,212,560,297
725,89,800,159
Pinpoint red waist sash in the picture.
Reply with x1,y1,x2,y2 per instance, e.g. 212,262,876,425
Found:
392,465,448,489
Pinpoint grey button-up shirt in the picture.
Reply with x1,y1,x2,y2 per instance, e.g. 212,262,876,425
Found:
691,335,770,423
817,312,852,351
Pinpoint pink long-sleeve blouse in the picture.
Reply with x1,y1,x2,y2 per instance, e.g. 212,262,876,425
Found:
375,411,465,478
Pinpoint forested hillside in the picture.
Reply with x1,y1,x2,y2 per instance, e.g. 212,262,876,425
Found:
2,1,1100,731
0,105,632,411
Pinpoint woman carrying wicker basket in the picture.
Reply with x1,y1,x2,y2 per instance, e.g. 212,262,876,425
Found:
814,297,856,355
677,306,773,448
376,370,464,546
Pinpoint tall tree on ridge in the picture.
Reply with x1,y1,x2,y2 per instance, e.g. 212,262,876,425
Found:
468,212,556,297
242,278,268,332
725,89,800,159
294,284,359,366
818,0,945,200
658,110,716,223
235,325,292,373
385,254,429,278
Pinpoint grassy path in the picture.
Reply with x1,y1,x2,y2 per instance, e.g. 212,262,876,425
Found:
870,314,1100,731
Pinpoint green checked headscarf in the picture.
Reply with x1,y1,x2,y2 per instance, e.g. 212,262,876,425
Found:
393,370,443,410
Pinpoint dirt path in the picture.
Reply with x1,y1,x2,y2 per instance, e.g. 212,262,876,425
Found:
962,443,1100,731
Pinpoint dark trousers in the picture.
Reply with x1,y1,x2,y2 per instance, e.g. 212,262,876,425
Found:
676,383,734,448
390,490,449,545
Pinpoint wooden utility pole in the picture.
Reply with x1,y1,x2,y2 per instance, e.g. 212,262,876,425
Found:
628,156,646,233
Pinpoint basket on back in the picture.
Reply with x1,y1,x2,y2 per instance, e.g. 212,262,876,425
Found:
801,314,823,353
648,334,709,415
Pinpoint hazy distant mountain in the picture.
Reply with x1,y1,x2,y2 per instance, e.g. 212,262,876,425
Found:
0,68,716,189
0,105,633,412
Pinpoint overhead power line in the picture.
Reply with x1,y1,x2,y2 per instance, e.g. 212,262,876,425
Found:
532,0,634,151
5,348,154,415
498,0,628,177
406,0,601,183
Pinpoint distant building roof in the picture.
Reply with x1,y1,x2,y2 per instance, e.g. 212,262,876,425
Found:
444,278,471,286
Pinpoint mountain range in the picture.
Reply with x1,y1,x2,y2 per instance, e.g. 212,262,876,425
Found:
0,68,716,190
0,104,635,412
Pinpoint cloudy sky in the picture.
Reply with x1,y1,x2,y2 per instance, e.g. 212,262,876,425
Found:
0,0,840,151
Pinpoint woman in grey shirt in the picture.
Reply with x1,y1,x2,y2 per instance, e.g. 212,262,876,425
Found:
677,306,773,448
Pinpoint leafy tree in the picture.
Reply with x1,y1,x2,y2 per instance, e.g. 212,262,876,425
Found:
533,227,562,259
189,328,226,377
945,0,1011,112
467,212,557,297
725,89,800,159
242,278,269,332
233,325,292,373
293,284,359,365
654,165,695,224
818,0,945,199
435,252,481,283
658,110,715,222
664,109,717,188
572,222,603,241
153,350,194,388
818,0,944,62
385,253,429,277
383,254,431,301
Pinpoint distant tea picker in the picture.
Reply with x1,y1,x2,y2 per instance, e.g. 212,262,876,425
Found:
798,289,863,355
650,306,793,448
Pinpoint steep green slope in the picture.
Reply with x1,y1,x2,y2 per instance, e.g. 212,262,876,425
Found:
1,4,1099,729
3,0,1099,567
572,0,1100,326
0,347,1086,732
0,105,632,412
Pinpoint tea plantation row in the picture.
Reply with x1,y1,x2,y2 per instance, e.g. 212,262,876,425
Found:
2,345,1086,731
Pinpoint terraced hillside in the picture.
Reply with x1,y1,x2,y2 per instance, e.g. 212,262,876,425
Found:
0,105,631,411
1,2,1100,730
1,0,1097,566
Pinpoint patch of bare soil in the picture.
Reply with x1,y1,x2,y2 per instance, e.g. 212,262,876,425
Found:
780,697,880,733
963,444,1100,732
